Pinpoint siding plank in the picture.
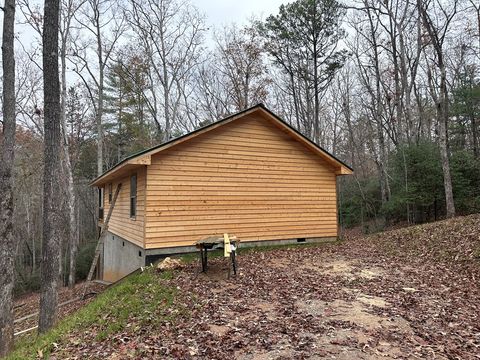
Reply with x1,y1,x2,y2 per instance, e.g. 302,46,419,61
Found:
102,167,146,247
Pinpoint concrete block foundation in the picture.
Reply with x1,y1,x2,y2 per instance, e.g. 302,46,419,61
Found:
102,231,146,282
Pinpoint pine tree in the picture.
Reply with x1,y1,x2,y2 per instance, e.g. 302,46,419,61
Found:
104,51,152,160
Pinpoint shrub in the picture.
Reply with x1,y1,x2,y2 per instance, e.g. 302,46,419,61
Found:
338,176,381,229
13,271,41,296
386,141,445,223
75,242,97,281
450,150,480,214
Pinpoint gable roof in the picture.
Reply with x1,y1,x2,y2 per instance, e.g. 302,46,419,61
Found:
91,104,353,186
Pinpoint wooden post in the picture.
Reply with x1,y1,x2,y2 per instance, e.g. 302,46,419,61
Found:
82,183,122,298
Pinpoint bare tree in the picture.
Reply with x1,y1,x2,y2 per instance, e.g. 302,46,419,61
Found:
378,0,423,143
14,52,44,136
0,0,16,353
18,0,82,288
72,0,126,175
466,0,479,157
127,0,205,141
418,0,457,218
39,0,63,333
467,0,480,61
191,63,230,123
213,25,271,112
59,0,83,288
347,2,391,206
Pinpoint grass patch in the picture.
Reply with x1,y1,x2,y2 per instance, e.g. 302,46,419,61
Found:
8,268,179,360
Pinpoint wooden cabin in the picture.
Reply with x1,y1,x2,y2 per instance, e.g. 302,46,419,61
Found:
91,104,353,282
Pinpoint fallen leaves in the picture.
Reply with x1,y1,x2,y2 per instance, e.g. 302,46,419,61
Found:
13,214,480,359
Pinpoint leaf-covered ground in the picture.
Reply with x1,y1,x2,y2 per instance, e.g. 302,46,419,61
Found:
13,282,107,337
10,214,480,359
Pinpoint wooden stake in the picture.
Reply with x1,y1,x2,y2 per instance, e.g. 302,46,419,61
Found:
82,184,122,299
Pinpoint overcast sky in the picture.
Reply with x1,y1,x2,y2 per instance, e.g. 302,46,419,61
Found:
192,0,286,29
0,0,288,50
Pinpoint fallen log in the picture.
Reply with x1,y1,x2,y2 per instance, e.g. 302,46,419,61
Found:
14,297,81,324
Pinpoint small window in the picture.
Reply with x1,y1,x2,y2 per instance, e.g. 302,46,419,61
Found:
130,174,137,218
108,183,113,203
138,251,142,257
98,187,104,220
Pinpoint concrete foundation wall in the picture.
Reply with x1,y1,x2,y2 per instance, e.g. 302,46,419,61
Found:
102,231,146,282
239,236,337,248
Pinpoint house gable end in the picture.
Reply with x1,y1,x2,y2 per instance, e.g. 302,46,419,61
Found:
144,112,339,248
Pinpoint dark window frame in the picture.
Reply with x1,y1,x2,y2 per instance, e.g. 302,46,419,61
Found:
130,173,137,219
108,183,113,203
98,187,105,220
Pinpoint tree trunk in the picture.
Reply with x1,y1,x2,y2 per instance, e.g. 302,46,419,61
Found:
162,70,171,142
96,88,104,176
418,0,456,218
59,5,78,288
472,114,478,158
289,71,301,131
243,72,250,110
0,0,16,353
387,12,404,142
367,6,390,206
96,15,104,176
69,195,80,287
39,0,63,333
312,10,320,144
64,146,77,288
438,65,455,218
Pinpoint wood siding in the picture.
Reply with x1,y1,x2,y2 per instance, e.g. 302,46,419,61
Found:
102,167,146,248
144,113,338,249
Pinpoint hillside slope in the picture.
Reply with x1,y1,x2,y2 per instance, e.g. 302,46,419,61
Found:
8,215,480,359
360,214,480,265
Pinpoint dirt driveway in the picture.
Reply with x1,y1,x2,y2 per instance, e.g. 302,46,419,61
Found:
160,241,480,359
25,224,479,360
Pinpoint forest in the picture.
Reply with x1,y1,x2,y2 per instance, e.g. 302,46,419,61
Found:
0,0,479,355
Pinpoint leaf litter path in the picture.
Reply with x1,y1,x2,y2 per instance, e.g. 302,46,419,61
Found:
52,215,480,359
14,281,106,337
56,241,479,359
167,251,476,360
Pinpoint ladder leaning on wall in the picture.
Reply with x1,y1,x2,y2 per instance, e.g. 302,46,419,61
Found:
82,183,122,299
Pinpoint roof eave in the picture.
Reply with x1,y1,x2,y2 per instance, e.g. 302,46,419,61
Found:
90,155,151,187
336,166,354,175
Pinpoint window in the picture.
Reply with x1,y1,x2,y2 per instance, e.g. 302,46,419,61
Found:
108,183,113,203
130,173,137,218
98,187,104,220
